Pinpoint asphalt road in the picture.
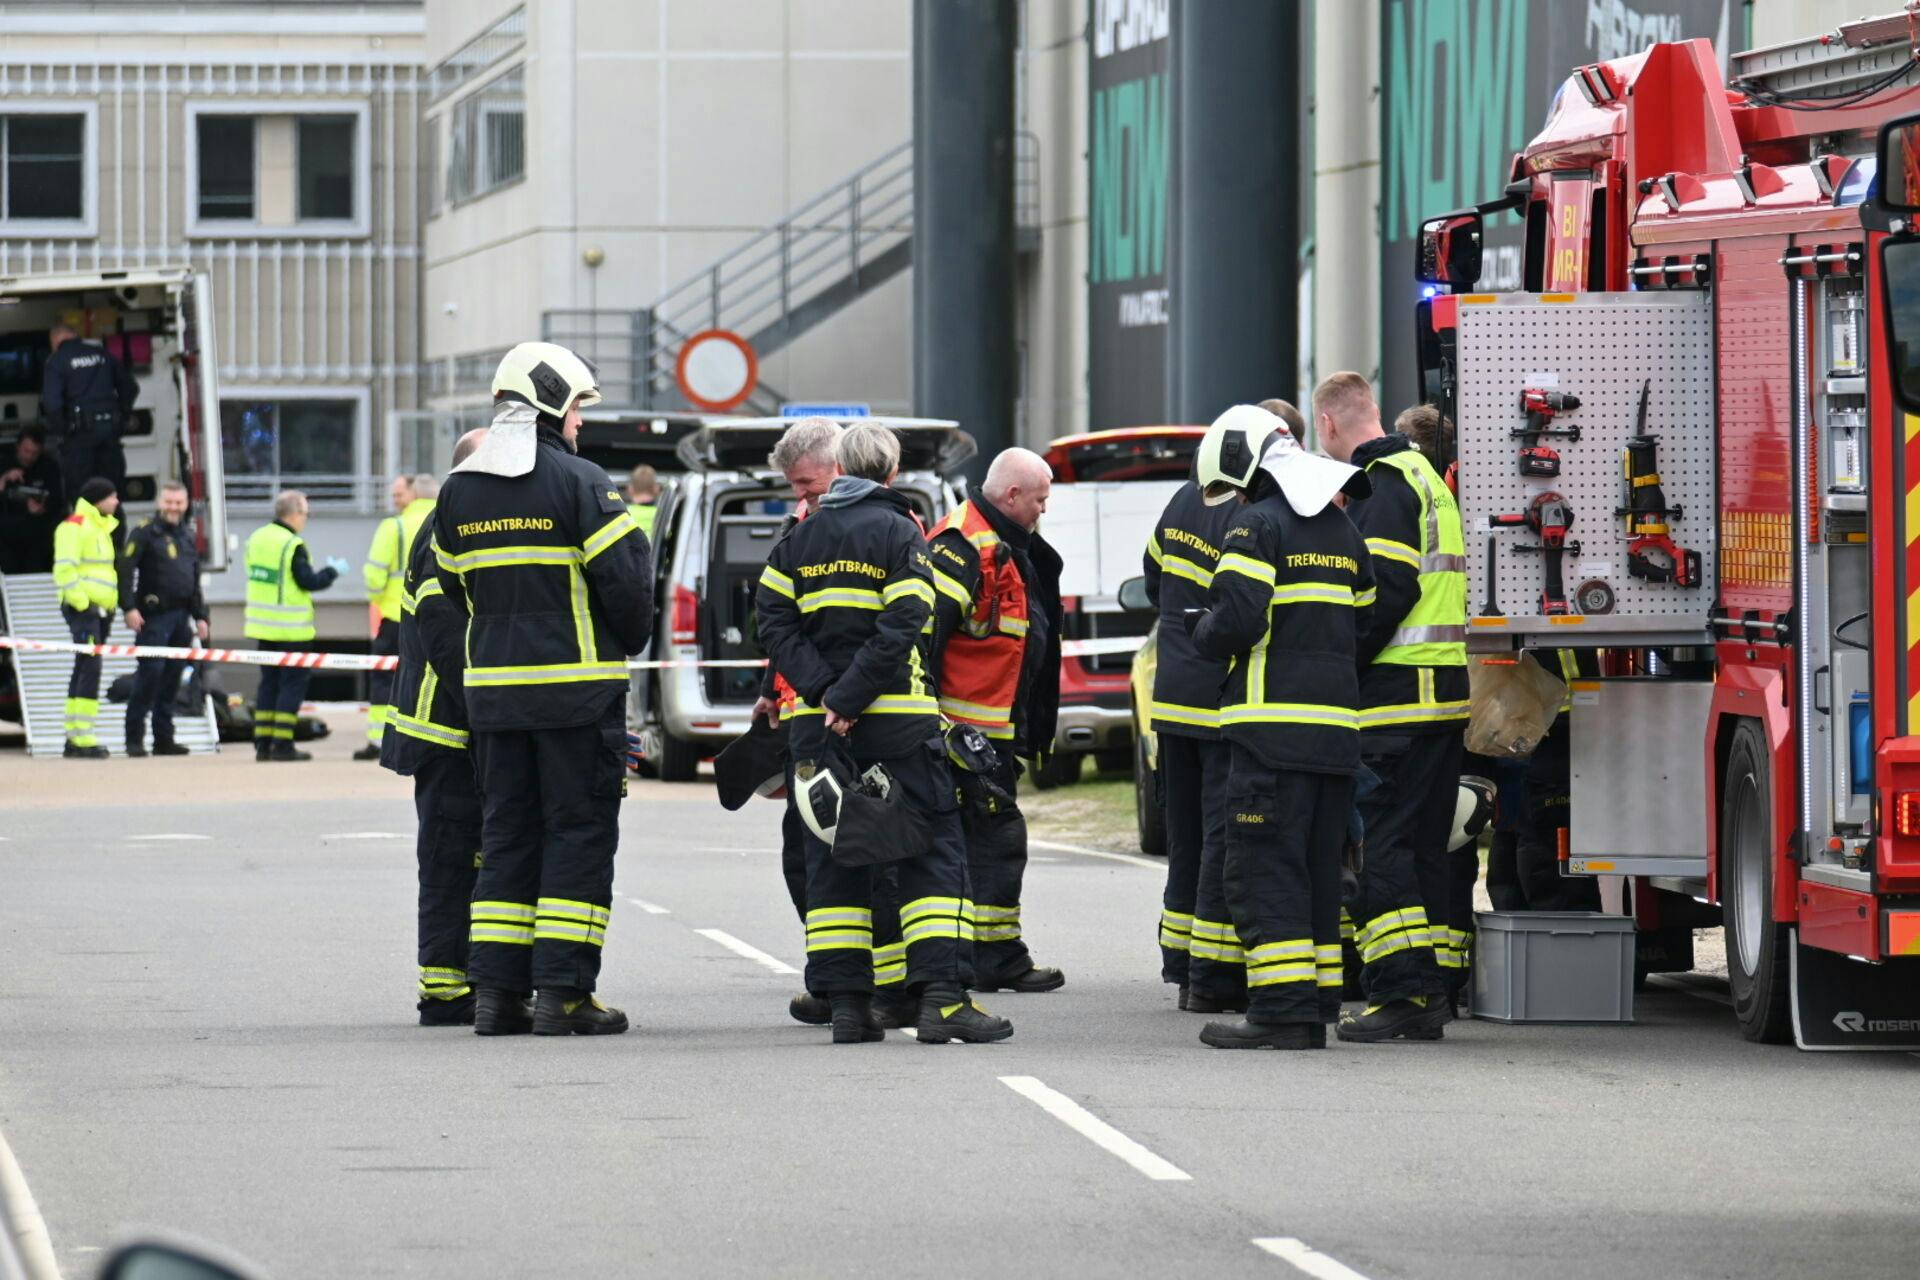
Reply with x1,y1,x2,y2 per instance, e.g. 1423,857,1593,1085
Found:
2,735,1918,1280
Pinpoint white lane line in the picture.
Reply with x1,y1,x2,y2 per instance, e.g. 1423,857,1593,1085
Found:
323,832,406,840
0,1121,62,1279
1253,1237,1372,1280
124,833,210,842
625,897,672,916
694,928,800,976
1029,838,1164,871
998,1076,1191,1182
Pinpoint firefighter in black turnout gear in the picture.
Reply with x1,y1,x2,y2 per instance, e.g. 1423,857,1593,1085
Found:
382,430,490,1026
1142,465,1239,1011
42,325,138,500
1315,372,1468,1043
755,422,1011,1045
434,343,653,1038
1187,405,1375,1049
925,447,1064,995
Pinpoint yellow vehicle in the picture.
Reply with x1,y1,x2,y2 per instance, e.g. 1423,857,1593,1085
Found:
1117,575,1163,857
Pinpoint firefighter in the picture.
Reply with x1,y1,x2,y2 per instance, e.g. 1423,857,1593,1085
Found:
243,490,346,762
1314,372,1468,1042
1142,449,1238,1010
1186,404,1374,1049
433,342,653,1037
755,422,1009,1045
381,430,490,1025
357,474,440,760
626,465,662,541
924,447,1065,996
42,325,137,501
1511,648,1601,911
118,480,209,756
51,477,120,758
746,418,844,1028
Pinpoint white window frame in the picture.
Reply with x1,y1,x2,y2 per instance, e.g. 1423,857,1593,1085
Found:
185,100,372,240
433,63,527,210
0,102,99,238
219,383,373,507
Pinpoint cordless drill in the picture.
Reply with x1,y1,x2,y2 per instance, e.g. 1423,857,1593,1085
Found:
1491,491,1579,615
1514,389,1581,478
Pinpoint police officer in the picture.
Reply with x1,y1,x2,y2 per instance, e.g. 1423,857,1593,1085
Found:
1186,404,1374,1049
1143,447,1238,1012
357,473,439,760
42,325,137,500
1314,372,1469,1042
626,465,662,541
924,447,1065,996
243,490,346,762
51,477,120,758
756,422,1009,1045
118,480,209,756
434,342,653,1038
382,430,490,1026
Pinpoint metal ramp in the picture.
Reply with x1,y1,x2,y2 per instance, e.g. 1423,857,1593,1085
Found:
1,572,221,757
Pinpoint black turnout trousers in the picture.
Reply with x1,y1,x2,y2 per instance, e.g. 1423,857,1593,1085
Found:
964,758,1030,982
1513,718,1599,911
1222,743,1353,1026
415,751,484,1002
796,726,968,998
1159,733,1228,989
468,698,625,994
1348,728,1456,1005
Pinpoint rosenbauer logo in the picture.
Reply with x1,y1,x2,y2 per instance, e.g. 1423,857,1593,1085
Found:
1832,1010,1920,1033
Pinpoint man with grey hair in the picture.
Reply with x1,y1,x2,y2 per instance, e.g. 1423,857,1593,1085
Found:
756,422,1010,1044
243,489,346,761
358,472,440,759
914,446,1067,1003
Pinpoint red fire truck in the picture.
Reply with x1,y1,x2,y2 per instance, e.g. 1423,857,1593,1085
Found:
1416,10,1920,1049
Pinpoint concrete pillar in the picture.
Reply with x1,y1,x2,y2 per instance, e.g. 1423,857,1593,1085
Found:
1311,0,1381,389
1167,0,1300,425
912,0,1018,472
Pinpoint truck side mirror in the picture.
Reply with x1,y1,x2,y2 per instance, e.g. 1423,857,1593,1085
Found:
1417,210,1483,288
1117,575,1153,613
1876,112,1920,214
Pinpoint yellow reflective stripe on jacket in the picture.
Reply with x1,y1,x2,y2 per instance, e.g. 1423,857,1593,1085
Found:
930,567,972,606
882,577,935,606
582,514,637,563
1217,551,1276,586
464,661,628,686
1162,554,1214,588
1271,583,1356,607
759,564,796,598
390,711,470,749
1366,536,1420,569
798,587,884,612
439,544,583,573
1220,702,1360,729
1146,533,1165,566
1150,701,1220,729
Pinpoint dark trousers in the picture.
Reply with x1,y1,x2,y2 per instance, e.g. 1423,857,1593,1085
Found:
57,423,125,498
252,642,311,750
415,751,484,1005
368,617,400,744
1512,717,1600,911
795,728,968,998
780,769,807,920
1223,743,1354,1025
1160,733,1228,988
965,758,1031,981
1349,728,1454,1005
126,608,192,746
468,698,626,993
63,605,105,700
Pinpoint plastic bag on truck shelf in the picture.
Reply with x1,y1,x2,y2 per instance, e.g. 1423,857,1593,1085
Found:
1464,652,1566,759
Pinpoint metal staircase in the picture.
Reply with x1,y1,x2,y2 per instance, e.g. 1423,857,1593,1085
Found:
2,573,221,757
545,133,1039,413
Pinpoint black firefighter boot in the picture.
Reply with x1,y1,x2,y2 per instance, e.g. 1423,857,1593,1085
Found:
1198,1019,1323,1050
789,992,831,1026
418,992,477,1027
473,987,534,1036
1335,995,1451,1043
533,988,630,1036
829,994,885,1044
974,963,1066,994
917,985,1014,1044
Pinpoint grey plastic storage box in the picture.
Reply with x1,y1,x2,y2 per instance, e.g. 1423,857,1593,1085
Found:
1471,911,1635,1023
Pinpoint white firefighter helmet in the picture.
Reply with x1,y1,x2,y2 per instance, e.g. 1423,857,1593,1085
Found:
491,341,603,420
1448,775,1497,853
795,765,845,846
1195,404,1284,506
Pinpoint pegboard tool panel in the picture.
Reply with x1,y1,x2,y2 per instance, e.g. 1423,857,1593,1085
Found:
1455,292,1717,647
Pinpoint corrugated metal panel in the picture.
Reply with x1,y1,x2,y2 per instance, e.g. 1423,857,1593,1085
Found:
2,572,221,757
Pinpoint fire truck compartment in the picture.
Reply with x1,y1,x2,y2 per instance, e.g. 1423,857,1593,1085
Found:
1568,678,1714,880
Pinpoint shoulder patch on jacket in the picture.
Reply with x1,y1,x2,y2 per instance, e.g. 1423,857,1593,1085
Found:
932,541,970,567
594,484,626,515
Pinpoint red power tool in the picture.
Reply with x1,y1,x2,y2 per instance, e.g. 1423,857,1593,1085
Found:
1491,491,1580,615
1514,388,1581,478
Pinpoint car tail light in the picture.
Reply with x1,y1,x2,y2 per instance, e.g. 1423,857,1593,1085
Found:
1894,792,1920,837
672,585,699,646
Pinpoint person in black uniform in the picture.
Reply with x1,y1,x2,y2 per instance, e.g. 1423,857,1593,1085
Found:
1142,457,1237,1011
118,481,209,756
383,428,490,1026
434,342,653,1038
0,426,66,574
1185,404,1375,1050
756,422,1011,1046
42,325,138,500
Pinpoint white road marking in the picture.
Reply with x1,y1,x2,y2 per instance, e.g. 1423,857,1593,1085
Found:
0,1121,63,1279
998,1075,1191,1182
625,897,672,916
323,832,406,840
124,833,210,842
1029,838,1164,871
1253,1237,1372,1280
694,928,800,976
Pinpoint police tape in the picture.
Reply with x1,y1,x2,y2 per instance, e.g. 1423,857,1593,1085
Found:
0,632,1146,672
